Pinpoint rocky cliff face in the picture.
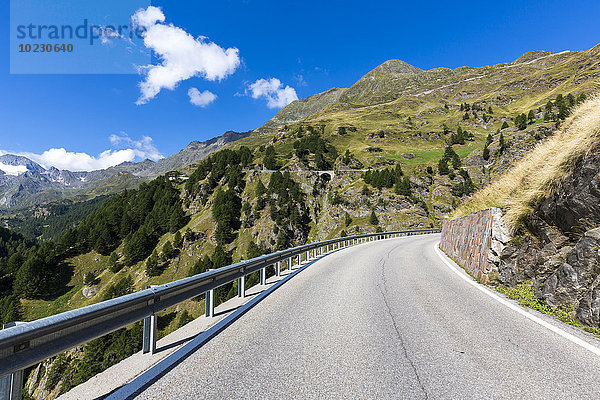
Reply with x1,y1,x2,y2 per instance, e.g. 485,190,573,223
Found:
499,148,600,327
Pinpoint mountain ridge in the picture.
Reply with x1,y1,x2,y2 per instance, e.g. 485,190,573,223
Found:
8,44,600,400
0,130,252,209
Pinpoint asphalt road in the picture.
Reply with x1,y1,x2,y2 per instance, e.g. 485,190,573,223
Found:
134,234,600,399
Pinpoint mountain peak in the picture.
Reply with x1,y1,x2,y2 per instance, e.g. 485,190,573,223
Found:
513,50,554,64
372,59,423,75
0,154,45,175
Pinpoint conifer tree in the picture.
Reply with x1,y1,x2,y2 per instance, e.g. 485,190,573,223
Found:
84,272,95,286
184,228,194,242
514,113,528,130
212,246,230,269
146,251,160,277
255,180,267,197
173,231,183,248
161,240,177,260
344,212,353,227
188,255,212,276
438,158,450,175
369,210,379,226
482,146,490,160
0,295,21,324
263,146,279,170
395,176,411,196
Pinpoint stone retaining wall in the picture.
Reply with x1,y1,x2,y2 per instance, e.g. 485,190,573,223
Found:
440,208,510,282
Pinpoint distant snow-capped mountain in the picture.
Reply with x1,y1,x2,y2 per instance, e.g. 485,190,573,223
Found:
0,154,46,176
0,130,251,209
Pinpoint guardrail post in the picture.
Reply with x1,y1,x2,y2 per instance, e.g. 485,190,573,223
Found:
0,369,23,400
275,261,281,277
260,267,266,285
306,250,310,261
142,314,157,355
238,275,245,298
0,322,25,400
205,289,214,318
142,287,157,355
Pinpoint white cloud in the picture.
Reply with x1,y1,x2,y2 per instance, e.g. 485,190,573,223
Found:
1,134,164,172
132,6,240,104
25,148,139,172
188,88,217,107
131,5,165,29
108,132,163,161
248,78,299,109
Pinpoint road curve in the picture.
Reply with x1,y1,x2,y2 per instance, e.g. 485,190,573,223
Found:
134,234,600,399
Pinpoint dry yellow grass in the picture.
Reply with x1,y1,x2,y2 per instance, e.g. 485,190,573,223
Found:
453,95,600,232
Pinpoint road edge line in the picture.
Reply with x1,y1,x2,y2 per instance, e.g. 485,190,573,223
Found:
434,242,600,357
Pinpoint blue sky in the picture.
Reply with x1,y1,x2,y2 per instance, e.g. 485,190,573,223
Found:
1,0,599,171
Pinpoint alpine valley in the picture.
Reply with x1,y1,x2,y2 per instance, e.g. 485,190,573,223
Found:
3,44,600,399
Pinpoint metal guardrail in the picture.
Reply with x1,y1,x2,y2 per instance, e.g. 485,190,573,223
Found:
0,229,440,381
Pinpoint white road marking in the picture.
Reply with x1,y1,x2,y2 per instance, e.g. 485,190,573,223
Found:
434,242,600,357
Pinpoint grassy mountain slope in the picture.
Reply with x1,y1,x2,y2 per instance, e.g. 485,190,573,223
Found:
238,45,600,173
11,44,600,399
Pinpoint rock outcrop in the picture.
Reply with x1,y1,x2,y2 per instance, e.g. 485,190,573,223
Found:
498,148,600,327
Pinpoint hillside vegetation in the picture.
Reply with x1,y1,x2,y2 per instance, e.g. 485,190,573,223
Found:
241,45,600,173
7,44,600,399
454,95,600,231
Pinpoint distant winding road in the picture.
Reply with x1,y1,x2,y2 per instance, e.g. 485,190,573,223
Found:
134,234,600,399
